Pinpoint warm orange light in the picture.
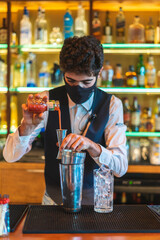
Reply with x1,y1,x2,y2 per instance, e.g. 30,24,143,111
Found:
93,0,160,11
11,1,90,12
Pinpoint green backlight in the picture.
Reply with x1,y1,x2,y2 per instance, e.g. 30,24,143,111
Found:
0,44,7,49
102,43,160,49
126,132,160,137
20,44,63,49
0,130,7,134
1,43,160,50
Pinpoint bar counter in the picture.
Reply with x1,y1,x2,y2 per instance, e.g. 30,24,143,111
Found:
6,216,160,240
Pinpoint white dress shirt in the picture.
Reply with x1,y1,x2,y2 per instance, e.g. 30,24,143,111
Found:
3,90,128,177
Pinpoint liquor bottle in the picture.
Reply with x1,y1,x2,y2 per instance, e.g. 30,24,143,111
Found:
155,17,160,44
101,60,114,87
49,27,63,45
116,7,125,43
155,98,160,132
13,53,25,87
81,6,88,35
140,138,150,163
50,62,63,86
28,97,60,113
35,8,48,44
20,7,32,45
145,17,155,43
34,7,42,44
140,107,148,132
121,192,127,204
157,70,160,87
38,61,50,87
92,11,101,41
0,18,7,44
10,95,18,132
0,56,7,87
112,63,124,86
144,107,154,132
131,96,140,132
26,52,36,87
123,97,131,131
0,100,7,130
136,55,146,88
125,65,137,87
75,4,87,37
63,9,74,39
11,23,17,46
102,11,112,44
146,55,156,87
128,16,145,43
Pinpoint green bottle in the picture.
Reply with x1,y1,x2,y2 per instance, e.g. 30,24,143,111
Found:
136,54,146,88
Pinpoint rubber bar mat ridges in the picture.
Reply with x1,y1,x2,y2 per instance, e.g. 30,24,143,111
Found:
23,205,160,234
10,204,28,232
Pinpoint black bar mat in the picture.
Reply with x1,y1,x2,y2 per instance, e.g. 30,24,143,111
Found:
23,205,160,234
10,204,28,232
148,205,160,218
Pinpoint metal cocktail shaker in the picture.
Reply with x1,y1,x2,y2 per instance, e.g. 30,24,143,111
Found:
59,149,86,212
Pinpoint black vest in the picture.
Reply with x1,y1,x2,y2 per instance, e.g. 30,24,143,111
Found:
44,86,112,204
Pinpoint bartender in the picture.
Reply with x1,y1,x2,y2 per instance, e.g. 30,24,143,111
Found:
3,36,128,205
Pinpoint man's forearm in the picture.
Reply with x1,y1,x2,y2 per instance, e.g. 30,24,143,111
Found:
19,121,37,136
88,141,102,158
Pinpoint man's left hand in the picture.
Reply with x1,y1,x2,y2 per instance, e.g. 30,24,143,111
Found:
59,133,102,158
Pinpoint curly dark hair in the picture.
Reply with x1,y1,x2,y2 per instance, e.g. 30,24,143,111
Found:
59,36,104,76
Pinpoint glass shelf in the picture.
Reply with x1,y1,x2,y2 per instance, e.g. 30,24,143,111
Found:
126,132,160,137
0,43,160,54
99,87,160,94
18,43,160,54
10,87,160,94
20,44,62,53
2,43,160,54
0,130,7,135
10,87,52,93
0,87,8,93
103,44,160,54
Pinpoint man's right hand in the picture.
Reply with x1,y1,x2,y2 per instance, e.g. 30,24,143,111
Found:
19,94,47,136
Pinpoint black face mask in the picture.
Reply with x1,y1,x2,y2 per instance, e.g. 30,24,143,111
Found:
65,78,97,104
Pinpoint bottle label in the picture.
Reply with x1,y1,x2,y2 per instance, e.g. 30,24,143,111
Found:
92,24,101,40
102,35,112,44
138,75,145,86
146,71,156,86
155,116,160,131
145,121,153,131
11,33,17,45
131,112,140,126
37,27,43,41
105,26,111,35
0,29,7,44
116,20,125,37
146,29,155,42
127,77,137,87
20,28,32,44
124,112,131,123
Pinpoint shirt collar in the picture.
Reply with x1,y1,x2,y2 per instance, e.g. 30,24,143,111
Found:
67,92,94,112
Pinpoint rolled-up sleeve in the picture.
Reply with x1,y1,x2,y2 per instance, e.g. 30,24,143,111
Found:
93,95,128,177
3,121,44,162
